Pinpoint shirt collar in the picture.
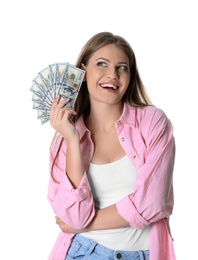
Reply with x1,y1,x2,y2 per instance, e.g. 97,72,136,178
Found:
76,116,90,140
118,103,136,127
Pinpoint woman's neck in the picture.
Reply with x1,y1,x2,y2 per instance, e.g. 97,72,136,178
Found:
85,102,123,133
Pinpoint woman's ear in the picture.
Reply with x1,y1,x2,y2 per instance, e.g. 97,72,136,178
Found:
81,63,86,81
81,63,86,70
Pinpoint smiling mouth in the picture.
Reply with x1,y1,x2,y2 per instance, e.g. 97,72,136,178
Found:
100,83,118,90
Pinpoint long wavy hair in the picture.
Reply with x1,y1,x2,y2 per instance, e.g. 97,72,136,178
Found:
74,31,152,122
50,32,152,181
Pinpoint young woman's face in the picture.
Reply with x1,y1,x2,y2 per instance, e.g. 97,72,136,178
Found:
82,44,130,106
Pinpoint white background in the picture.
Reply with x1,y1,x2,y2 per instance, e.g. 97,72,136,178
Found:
0,0,197,259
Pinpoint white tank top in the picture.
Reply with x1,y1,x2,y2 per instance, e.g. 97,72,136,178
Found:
81,156,150,251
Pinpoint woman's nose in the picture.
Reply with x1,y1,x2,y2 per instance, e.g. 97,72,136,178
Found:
106,67,119,79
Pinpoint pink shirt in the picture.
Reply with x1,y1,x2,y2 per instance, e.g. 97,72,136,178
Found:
47,104,176,260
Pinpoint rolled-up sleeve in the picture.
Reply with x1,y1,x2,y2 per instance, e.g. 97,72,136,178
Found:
116,107,175,229
47,135,95,229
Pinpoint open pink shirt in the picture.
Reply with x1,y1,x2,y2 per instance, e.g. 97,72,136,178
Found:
47,104,176,260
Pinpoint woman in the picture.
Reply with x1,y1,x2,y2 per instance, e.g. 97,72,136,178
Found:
48,32,176,259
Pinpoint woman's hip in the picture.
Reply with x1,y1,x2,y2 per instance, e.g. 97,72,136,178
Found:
65,234,149,260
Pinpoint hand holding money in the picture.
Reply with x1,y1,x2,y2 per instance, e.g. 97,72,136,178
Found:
50,95,79,141
30,62,85,124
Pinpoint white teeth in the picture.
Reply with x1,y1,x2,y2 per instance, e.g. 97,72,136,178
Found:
101,84,118,90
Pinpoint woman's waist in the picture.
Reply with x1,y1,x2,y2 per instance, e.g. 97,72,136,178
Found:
80,225,151,251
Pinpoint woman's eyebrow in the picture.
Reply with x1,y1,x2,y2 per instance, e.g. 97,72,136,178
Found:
95,57,129,65
95,57,109,61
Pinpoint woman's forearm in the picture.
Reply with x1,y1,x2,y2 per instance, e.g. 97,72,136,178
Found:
66,139,84,188
85,204,129,231
56,204,129,234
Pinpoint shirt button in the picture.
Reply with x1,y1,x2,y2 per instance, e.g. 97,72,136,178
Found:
116,252,122,259
132,155,136,159
121,137,125,142
117,120,122,125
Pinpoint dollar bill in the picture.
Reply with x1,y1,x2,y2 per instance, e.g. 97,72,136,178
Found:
37,109,50,119
30,62,85,125
37,110,50,124
32,94,51,107
38,66,55,100
40,116,50,124
33,101,51,110
30,82,52,104
59,64,85,107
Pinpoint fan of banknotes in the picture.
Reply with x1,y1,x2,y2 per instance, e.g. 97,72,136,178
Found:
30,62,85,124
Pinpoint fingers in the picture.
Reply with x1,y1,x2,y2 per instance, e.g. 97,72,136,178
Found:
55,216,60,225
55,216,65,230
50,96,76,128
55,216,63,228
51,95,69,108
50,96,69,118
55,216,72,233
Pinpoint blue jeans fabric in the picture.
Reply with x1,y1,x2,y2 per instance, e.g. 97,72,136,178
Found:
65,234,150,260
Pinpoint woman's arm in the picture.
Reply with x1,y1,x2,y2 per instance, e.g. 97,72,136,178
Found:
48,97,95,229
66,137,84,188
116,107,175,229
56,204,129,233
50,96,84,188
87,204,129,230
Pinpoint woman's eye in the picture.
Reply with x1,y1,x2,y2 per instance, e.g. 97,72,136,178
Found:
117,65,128,71
97,61,107,67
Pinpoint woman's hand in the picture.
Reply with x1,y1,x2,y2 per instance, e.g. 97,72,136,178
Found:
50,96,79,142
55,216,82,234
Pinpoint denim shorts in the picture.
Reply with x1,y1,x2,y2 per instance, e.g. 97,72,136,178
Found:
65,234,150,260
